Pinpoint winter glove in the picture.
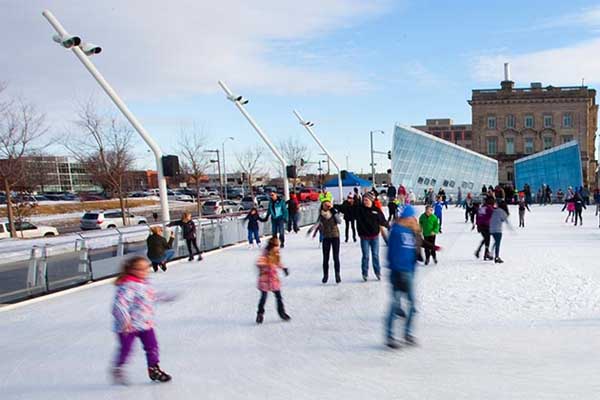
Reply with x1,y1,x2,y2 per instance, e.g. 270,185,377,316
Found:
283,268,290,276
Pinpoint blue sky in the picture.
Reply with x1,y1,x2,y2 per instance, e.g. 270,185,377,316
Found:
2,0,600,174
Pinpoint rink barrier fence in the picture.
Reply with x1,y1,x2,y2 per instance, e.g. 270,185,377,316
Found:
0,204,321,304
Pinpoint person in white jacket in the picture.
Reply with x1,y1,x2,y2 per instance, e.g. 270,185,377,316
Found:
489,201,511,263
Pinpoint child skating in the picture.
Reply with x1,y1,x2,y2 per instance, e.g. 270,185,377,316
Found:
245,207,262,249
255,237,291,324
517,196,530,227
111,256,174,385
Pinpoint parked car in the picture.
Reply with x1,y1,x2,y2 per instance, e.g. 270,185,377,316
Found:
201,200,244,215
129,192,151,198
80,211,147,230
167,191,193,202
79,193,107,202
226,187,244,200
0,220,58,239
299,188,320,202
240,196,257,210
255,194,269,208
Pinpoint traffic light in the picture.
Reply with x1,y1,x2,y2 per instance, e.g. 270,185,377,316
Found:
387,150,392,160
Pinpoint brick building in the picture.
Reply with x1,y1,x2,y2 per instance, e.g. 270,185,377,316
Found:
468,78,598,186
412,119,473,149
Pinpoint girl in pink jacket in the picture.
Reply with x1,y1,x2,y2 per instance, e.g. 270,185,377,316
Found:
111,256,174,385
255,237,291,324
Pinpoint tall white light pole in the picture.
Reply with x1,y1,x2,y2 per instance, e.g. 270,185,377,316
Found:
370,130,385,186
218,80,290,201
293,110,343,203
42,10,170,222
222,136,234,199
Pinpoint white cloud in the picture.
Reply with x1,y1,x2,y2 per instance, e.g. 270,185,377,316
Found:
472,37,600,86
0,0,390,105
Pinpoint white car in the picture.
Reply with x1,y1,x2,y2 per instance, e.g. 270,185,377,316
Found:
0,220,59,239
202,200,244,215
80,211,147,230
167,191,193,202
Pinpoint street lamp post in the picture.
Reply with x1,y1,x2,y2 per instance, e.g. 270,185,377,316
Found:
42,10,170,223
221,137,234,199
205,150,223,203
218,80,290,202
293,110,344,202
370,130,385,186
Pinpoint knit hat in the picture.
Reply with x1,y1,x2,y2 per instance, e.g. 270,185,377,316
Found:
399,204,416,218
363,192,374,201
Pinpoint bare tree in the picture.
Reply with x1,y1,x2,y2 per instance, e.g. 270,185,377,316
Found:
177,125,211,216
277,137,312,192
66,101,136,226
236,146,265,197
0,85,48,237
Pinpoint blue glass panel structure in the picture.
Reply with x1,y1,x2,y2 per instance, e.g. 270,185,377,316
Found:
514,141,583,192
391,124,498,200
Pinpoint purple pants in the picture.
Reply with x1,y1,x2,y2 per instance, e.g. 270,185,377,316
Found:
115,329,159,367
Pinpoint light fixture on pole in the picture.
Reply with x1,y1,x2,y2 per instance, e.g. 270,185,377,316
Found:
370,130,385,185
218,81,290,201
204,150,223,203
42,10,170,223
294,110,343,202
221,137,234,199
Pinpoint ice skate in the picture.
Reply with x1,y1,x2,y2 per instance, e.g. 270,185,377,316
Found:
111,366,128,386
386,337,401,349
335,274,341,284
404,334,417,346
256,312,264,324
375,273,381,281
322,275,328,284
362,275,368,282
494,257,504,264
160,262,167,272
148,364,172,382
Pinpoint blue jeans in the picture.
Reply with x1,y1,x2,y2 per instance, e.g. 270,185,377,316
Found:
385,270,415,339
271,218,285,245
248,228,260,244
360,237,380,277
491,232,502,258
149,249,175,265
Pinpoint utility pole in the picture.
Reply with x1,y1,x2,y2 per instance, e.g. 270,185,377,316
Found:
370,130,384,186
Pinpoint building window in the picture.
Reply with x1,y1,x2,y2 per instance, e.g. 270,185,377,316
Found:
506,114,515,129
524,137,534,154
507,170,514,182
443,180,449,187
417,177,424,184
487,116,497,129
525,115,534,128
464,131,472,140
563,113,572,128
430,179,437,186
543,136,553,150
487,137,497,155
543,114,553,128
562,135,573,144
443,131,451,140
505,137,515,155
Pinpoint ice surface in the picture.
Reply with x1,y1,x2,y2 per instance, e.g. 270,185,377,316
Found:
2,205,600,399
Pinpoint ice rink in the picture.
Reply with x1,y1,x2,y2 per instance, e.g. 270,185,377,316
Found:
2,205,600,399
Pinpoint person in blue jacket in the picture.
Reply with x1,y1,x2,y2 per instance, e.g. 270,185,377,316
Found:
262,191,289,248
385,205,437,349
433,195,447,233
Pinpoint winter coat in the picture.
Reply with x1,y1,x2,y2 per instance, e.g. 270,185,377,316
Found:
387,223,418,273
318,209,341,238
490,208,509,233
336,200,357,221
256,253,284,292
355,204,388,238
245,212,261,231
173,220,196,240
518,200,530,212
112,275,157,333
146,233,174,260
434,201,445,220
265,198,289,221
387,185,397,199
476,205,494,229
319,191,333,203
287,197,299,215
567,195,586,211
419,213,440,237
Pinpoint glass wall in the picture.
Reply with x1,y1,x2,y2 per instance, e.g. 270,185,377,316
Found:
514,140,583,192
391,124,498,200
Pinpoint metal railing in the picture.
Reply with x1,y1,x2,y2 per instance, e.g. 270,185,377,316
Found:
0,204,321,304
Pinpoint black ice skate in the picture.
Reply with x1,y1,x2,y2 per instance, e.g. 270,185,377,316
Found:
160,262,167,272
386,337,401,349
404,334,417,346
483,252,494,261
148,364,172,382
494,257,504,264
256,312,264,324
111,366,128,386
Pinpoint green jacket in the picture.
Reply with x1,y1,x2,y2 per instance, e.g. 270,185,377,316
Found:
319,191,333,203
419,213,439,237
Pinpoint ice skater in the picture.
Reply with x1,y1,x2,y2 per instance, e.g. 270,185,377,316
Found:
474,196,495,261
245,207,262,248
517,196,530,227
419,205,440,265
170,213,203,261
490,201,511,263
385,205,438,349
570,192,586,226
255,237,291,324
313,200,342,284
111,256,174,385
433,195,447,233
